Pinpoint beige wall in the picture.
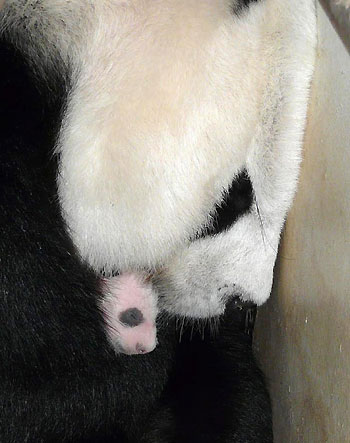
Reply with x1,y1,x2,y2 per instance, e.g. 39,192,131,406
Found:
255,2,350,442
322,0,350,51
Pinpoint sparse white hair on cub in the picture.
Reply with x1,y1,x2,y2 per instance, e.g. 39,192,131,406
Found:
1,0,317,315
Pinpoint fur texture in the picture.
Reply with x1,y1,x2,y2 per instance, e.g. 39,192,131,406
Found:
0,0,316,439
0,13,272,443
0,34,272,442
154,0,317,309
1,0,317,316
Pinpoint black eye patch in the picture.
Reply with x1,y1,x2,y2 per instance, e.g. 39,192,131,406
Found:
232,0,262,15
200,170,253,238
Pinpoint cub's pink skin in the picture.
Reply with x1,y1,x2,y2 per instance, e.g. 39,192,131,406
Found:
100,273,158,355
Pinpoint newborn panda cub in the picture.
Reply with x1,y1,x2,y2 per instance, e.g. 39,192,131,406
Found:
100,173,254,356
101,273,158,355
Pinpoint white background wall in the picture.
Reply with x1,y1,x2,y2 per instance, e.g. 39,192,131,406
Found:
255,2,350,441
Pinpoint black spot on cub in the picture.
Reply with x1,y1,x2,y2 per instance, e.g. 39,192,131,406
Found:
119,308,144,327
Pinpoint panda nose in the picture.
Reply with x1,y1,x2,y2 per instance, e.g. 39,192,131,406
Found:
136,343,148,354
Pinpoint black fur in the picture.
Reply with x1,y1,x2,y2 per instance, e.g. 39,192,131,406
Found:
205,171,253,237
0,34,272,443
232,0,262,15
0,38,176,443
142,303,272,443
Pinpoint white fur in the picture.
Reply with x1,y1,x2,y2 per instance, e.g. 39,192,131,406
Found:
157,0,317,310
56,0,264,272
1,0,317,314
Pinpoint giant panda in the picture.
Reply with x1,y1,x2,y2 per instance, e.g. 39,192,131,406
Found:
0,34,272,443
0,0,316,441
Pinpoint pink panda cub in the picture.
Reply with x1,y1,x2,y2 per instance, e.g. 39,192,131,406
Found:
101,273,158,355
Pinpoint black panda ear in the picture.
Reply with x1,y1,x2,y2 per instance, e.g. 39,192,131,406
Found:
231,0,262,15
